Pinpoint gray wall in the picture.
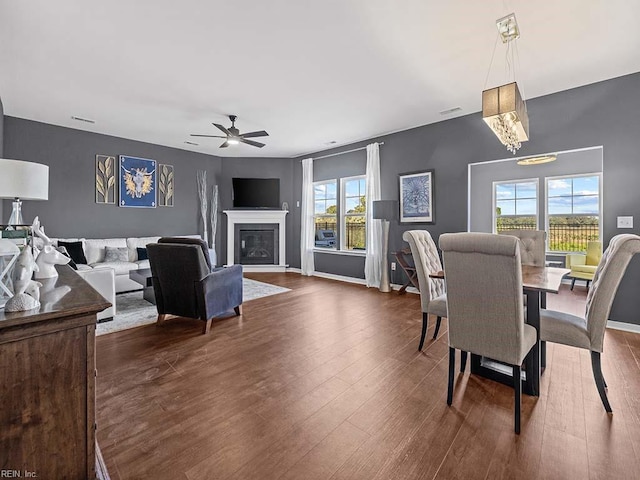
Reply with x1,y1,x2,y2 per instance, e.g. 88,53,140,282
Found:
3,117,222,248
469,147,603,233
293,72,640,325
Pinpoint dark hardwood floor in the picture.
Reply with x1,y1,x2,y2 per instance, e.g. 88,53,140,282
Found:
95,274,640,479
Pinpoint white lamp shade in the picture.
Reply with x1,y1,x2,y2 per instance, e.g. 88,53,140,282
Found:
0,159,49,200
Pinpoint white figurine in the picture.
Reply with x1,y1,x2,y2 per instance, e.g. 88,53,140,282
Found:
34,245,70,279
5,245,41,312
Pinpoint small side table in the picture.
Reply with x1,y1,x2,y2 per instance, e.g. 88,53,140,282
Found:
394,248,419,294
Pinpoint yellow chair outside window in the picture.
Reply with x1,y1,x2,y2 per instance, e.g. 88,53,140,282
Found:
566,241,602,290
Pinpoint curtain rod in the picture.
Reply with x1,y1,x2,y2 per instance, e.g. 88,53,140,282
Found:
301,142,385,161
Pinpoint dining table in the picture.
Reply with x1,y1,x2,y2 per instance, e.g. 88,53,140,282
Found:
430,264,570,396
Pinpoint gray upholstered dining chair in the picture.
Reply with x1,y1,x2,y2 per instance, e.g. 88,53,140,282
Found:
147,237,243,334
499,229,546,267
540,234,640,413
440,232,537,434
402,230,447,350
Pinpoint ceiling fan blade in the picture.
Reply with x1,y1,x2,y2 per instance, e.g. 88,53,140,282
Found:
240,138,265,148
240,130,269,138
219,141,230,148
213,123,231,135
190,134,227,138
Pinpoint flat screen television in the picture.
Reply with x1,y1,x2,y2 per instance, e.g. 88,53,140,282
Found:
232,178,280,209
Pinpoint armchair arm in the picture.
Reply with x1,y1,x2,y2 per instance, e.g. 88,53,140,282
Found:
565,253,586,269
197,264,243,319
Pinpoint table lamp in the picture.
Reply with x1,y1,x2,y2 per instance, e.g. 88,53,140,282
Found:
372,200,398,293
0,159,49,225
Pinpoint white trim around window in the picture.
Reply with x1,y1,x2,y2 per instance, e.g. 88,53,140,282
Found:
340,175,367,252
492,177,539,233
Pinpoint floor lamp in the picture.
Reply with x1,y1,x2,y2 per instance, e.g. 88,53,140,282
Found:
372,200,397,293
0,158,49,226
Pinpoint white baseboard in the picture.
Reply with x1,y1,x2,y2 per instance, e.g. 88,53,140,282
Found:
286,267,302,274
311,271,368,286
607,320,640,334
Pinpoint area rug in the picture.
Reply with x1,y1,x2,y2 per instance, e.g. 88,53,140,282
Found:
96,278,290,336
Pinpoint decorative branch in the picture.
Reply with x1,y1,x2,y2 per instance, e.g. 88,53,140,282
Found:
197,170,208,245
210,184,218,249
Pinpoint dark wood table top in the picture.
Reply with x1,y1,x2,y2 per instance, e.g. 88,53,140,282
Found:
429,265,571,294
0,265,112,330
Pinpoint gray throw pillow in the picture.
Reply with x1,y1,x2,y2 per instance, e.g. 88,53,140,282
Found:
104,246,129,263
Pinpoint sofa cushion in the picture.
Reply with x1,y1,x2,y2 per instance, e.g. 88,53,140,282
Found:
136,247,149,261
104,246,129,262
572,264,598,274
85,238,127,264
76,264,93,272
58,240,88,265
126,236,161,261
92,261,138,276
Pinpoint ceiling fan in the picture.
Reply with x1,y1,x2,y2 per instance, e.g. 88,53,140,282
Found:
191,115,269,148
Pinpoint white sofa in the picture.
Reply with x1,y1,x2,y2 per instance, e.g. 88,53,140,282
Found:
52,234,214,295
77,267,116,321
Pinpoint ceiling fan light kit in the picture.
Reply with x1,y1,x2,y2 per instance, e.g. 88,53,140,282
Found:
482,13,530,154
190,115,269,149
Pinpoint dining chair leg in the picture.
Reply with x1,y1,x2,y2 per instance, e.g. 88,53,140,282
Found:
513,364,522,434
432,316,442,339
419,312,428,351
591,351,612,413
570,278,576,290
460,351,468,373
586,280,591,289
447,347,455,406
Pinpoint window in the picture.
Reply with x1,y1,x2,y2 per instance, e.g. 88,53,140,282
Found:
314,180,337,248
312,176,367,252
546,174,601,252
341,176,366,251
494,179,538,233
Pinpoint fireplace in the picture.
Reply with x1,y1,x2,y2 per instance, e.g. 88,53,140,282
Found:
235,224,279,265
224,210,288,272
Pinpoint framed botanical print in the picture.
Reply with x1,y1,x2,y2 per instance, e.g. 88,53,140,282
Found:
398,170,434,223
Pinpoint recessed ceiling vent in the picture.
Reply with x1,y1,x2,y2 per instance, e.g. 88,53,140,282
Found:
439,107,462,115
71,115,95,124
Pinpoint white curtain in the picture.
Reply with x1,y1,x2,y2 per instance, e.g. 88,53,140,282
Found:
300,158,315,276
364,142,382,287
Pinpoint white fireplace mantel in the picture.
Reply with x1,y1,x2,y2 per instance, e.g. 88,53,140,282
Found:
224,210,288,272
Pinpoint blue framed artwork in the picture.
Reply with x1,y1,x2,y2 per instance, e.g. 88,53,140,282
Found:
399,170,434,223
119,155,157,208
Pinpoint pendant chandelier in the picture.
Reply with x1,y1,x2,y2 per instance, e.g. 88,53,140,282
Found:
482,13,529,154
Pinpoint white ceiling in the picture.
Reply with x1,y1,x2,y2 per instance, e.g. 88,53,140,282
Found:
1,0,639,158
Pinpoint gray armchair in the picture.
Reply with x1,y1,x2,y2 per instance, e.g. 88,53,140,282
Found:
147,237,243,334
540,234,640,412
440,232,537,434
402,230,447,350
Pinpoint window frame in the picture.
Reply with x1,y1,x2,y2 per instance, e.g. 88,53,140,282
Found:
492,177,539,233
340,175,367,252
544,172,602,253
313,179,338,250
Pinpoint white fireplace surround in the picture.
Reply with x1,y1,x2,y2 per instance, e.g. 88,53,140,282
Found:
224,210,288,272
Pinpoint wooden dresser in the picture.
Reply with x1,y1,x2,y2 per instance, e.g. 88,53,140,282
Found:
0,266,111,480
